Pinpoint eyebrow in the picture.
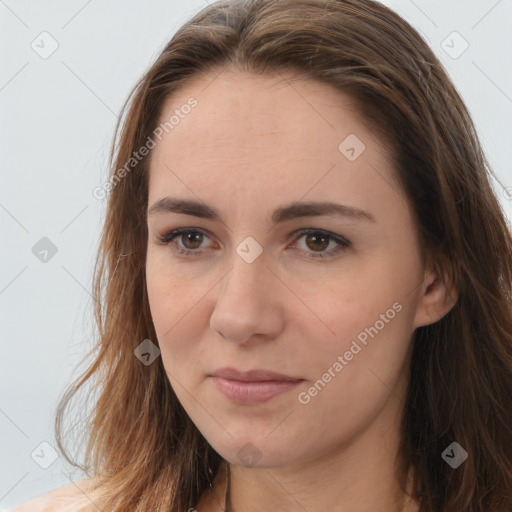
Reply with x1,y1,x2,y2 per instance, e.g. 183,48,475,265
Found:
148,197,376,224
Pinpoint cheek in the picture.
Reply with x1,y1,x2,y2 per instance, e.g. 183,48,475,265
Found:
299,293,410,387
146,254,201,365
295,306,413,441
146,248,204,327
296,263,415,401
298,266,401,355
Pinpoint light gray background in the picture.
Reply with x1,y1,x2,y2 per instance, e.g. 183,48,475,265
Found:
1,0,511,509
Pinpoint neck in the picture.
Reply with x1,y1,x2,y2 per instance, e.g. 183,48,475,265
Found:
226,451,418,512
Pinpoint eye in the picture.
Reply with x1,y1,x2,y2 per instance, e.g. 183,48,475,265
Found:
288,228,351,259
157,227,213,256
156,227,351,259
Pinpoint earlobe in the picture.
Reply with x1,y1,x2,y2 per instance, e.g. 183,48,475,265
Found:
413,269,458,328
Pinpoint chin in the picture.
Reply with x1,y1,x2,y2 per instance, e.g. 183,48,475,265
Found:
203,430,305,469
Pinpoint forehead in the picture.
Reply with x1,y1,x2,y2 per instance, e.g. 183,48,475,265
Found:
154,69,370,157
147,70,400,220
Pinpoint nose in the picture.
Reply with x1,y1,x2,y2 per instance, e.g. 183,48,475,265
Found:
209,246,284,344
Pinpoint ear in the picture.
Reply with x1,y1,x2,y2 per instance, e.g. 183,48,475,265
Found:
413,263,458,329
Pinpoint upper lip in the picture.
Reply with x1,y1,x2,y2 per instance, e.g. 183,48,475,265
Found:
211,367,303,382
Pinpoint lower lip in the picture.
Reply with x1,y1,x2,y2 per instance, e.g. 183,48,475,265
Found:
210,377,303,404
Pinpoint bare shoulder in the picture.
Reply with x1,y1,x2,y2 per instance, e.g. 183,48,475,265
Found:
10,479,95,512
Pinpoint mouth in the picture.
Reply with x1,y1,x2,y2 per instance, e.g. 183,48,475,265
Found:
209,367,304,404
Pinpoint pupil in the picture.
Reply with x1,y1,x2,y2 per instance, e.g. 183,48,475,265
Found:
307,233,328,251
184,233,202,249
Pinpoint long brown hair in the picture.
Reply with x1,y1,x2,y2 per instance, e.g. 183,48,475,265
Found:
55,0,512,510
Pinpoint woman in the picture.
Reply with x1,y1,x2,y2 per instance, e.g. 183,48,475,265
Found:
13,0,512,511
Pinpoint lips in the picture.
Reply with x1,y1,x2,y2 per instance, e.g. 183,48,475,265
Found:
211,367,302,382
209,367,304,404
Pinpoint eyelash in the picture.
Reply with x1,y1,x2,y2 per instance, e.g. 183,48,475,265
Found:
156,227,351,260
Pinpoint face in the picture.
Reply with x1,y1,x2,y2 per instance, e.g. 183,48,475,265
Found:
145,69,439,469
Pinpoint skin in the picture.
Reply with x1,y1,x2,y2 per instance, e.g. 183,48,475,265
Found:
145,68,457,512
10,479,94,511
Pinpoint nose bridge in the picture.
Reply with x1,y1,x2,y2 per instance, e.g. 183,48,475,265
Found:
210,240,283,342
222,240,269,300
